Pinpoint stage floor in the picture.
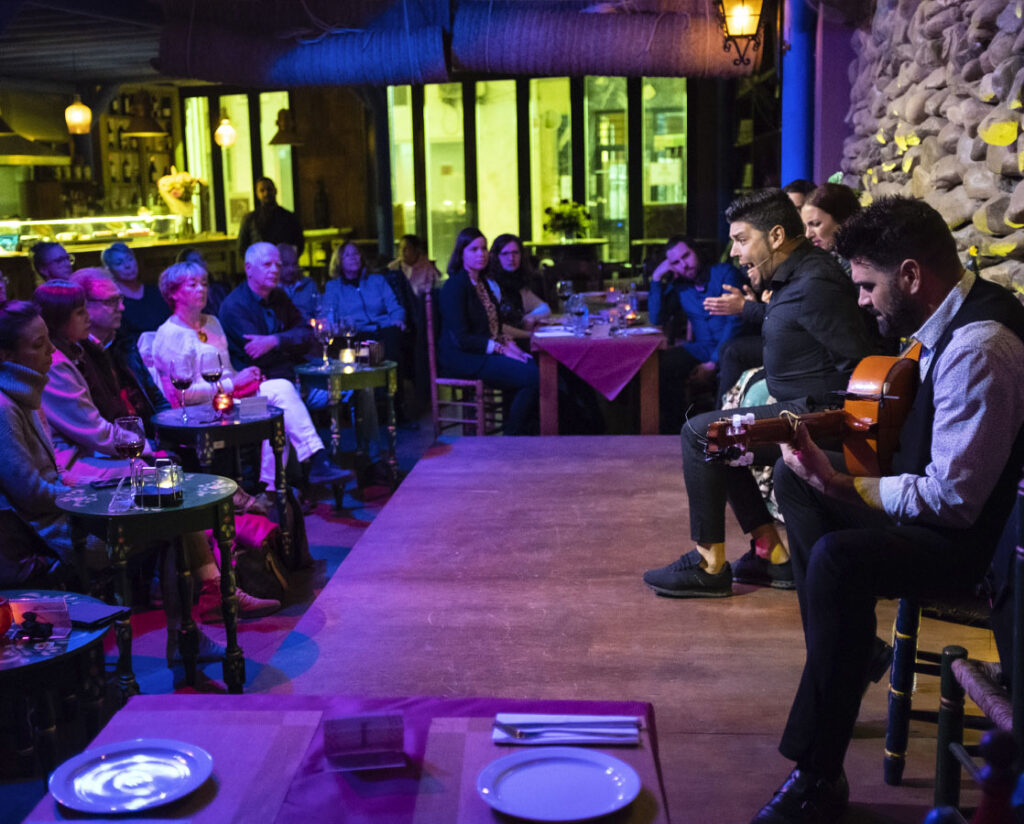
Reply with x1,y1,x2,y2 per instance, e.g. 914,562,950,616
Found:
268,436,995,823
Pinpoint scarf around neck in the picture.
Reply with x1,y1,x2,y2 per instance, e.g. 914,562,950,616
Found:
0,360,49,410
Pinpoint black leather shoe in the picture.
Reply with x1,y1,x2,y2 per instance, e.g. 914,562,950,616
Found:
750,768,849,824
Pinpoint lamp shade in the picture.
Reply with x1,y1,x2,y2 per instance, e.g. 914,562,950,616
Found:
269,109,303,146
123,91,167,137
64,95,92,135
214,114,237,148
721,0,764,36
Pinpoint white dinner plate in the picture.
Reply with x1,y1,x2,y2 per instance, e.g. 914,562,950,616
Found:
49,737,214,814
476,746,641,821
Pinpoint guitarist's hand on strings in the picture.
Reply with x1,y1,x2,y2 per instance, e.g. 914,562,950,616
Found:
780,419,837,496
780,419,884,510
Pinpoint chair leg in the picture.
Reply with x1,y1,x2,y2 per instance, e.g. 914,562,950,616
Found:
885,598,921,785
935,645,968,809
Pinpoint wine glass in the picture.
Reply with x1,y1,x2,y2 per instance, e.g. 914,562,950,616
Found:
169,355,194,422
199,350,223,387
312,313,336,367
556,280,573,313
113,416,145,508
338,316,357,351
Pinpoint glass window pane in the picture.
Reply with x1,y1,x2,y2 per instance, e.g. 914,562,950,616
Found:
423,83,465,264
529,78,571,244
218,94,253,237
259,91,294,211
641,78,687,241
585,76,628,262
475,80,518,242
388,86,417,244
183,96,212,233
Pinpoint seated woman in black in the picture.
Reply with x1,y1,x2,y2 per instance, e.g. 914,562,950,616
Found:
486,233,550,342
437,227,538,436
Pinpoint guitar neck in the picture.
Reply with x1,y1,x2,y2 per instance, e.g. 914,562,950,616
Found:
743,409,850,447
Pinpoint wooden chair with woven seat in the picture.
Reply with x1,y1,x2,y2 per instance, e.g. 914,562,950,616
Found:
932,477,1024,810
423,288,502,440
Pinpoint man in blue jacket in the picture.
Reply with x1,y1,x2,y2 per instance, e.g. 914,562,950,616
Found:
648,235,747,432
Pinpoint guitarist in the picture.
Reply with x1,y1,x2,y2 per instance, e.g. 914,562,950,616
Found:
643,189,876,597
751,197,1024,824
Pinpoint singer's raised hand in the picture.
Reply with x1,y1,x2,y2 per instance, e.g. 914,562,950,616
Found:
703,284,749,316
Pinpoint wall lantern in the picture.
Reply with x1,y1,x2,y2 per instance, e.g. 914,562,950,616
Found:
269,109,303,146
214,111,237,148
715,0,765,66
123,91,167,137
64,95,93,135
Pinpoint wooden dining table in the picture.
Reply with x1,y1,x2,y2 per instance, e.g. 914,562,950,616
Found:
530,320,667,435
25,693,670,823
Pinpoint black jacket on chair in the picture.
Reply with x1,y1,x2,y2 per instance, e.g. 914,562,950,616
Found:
437,270,502,379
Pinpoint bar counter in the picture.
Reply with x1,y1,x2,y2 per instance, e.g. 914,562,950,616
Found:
0,234,239,299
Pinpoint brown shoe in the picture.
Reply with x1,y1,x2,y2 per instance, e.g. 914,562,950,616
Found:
198,577,280,623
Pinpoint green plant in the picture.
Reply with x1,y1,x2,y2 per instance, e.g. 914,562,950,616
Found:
543,200,592,237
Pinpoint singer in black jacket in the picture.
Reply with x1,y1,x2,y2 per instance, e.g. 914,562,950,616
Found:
642,189,876,598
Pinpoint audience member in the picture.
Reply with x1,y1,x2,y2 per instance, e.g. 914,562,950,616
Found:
389,234,441,297
438,227,538,436
30,241,74,282
486,233,550,341
642,189,875,597
323,241,406,357
102,242,170,348
153,261,348,487
176,246,230,317
648,235,748,431
782,179,816,210
752,196,1024,824
219,243,316,381
277,242,320,323
0,300,75,570
237,177,304,256
71,268,169,425
0,269,7,303
34,280,153,483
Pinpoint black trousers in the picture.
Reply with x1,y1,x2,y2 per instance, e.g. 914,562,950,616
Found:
773,458,991,779
681,398,810,544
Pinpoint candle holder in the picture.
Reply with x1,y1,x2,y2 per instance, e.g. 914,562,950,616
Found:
212,384,234,419
135,459,184,508
340,348,356,365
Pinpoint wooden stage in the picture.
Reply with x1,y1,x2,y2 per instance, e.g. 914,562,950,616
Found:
266,436,995,823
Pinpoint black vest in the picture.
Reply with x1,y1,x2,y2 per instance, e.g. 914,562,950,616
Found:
892,276,1024,555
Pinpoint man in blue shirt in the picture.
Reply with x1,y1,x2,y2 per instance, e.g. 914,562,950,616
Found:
648,235,747,432
278,242,321,324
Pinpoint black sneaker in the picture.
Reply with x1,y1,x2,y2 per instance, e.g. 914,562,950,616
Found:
733,544,796,590
750,768,849,824
642,549,733,598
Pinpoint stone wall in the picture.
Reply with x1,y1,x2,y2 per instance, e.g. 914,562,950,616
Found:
841,0,1024,290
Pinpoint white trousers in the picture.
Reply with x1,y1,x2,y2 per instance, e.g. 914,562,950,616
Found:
257,378,325,489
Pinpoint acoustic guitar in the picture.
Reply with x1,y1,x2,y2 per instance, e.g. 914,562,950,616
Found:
704,346,920,477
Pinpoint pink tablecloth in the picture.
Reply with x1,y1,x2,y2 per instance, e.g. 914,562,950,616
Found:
27,694,668,824
531,326,665,401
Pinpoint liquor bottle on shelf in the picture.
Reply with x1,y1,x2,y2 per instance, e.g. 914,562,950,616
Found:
160,97,171,118
148,157,158,184
122,158,131,183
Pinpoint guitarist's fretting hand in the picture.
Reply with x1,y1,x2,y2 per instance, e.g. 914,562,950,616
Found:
780,421,884,511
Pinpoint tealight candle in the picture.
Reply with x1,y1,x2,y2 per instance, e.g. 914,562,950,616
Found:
213,390,234,415
343,365,356,375
341,348,356,364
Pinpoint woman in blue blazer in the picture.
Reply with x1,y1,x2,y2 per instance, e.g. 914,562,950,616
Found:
437,227,538,435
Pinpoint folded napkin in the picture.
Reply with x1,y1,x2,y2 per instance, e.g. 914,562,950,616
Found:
621,326,660,336
532,326,573,337
492,713,642,746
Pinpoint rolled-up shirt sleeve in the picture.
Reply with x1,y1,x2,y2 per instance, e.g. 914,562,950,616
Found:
879,321,1024,526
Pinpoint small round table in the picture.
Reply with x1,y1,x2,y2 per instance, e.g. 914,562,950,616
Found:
55,473,244,697
1,590,122,776
294,360,399,490
151,405,293,566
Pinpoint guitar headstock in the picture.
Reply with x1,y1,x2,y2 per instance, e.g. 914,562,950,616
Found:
704,413,757,466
